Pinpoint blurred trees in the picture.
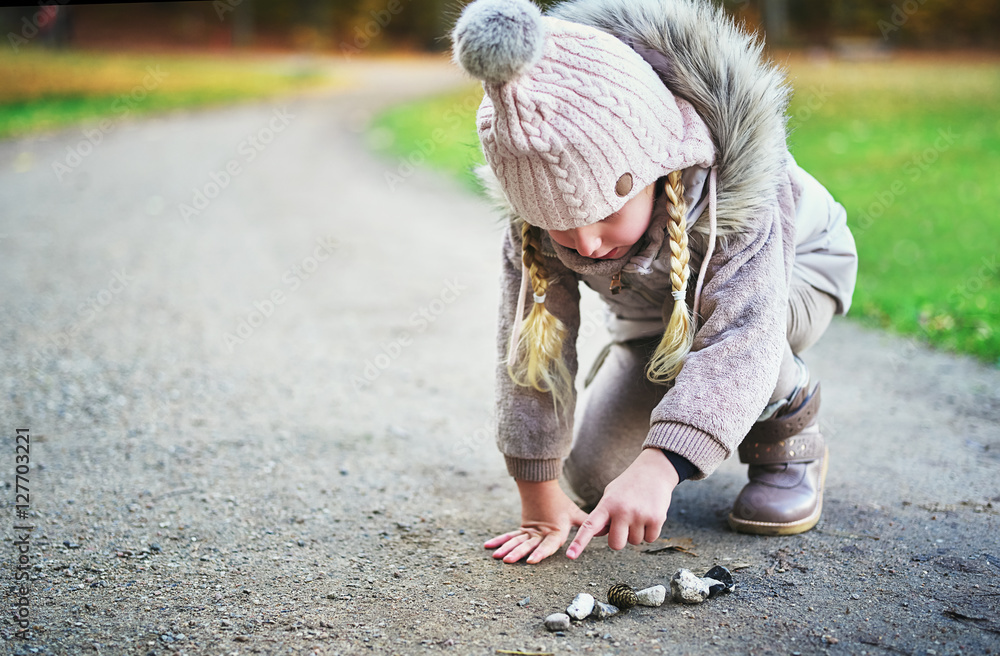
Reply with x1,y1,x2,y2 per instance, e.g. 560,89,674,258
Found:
1,0,996,53
331,0,998,51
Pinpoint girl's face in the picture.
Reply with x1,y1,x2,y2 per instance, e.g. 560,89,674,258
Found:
547,182,656,259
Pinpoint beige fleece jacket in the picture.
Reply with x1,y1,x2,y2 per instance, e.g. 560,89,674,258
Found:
495,164,797,481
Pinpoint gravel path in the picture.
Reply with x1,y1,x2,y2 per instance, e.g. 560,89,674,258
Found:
1,55,998,655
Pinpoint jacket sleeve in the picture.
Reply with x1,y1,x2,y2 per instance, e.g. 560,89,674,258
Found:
643,182,796,480
495,222,582,481
788,161,858,315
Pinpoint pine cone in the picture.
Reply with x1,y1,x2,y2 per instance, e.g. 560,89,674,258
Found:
607,583,638,610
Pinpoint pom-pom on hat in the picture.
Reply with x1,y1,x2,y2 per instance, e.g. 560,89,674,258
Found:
452,0,715,232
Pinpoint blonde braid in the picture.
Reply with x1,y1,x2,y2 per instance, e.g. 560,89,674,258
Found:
507,222,573,416
646,171,694,383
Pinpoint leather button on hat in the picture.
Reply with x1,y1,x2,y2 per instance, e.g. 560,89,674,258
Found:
615,172,633,197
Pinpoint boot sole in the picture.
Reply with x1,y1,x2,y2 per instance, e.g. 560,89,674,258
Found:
727,447,829,536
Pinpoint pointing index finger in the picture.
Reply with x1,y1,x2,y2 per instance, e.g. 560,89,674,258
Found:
566,508,609,560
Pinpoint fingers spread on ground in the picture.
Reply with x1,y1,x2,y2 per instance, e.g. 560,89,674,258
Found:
490,532,530,559
503,535,542,563
484,531,520,549
527,533,563,564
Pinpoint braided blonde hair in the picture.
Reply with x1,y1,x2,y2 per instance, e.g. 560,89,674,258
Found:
507,221,573,417
646,170,694,384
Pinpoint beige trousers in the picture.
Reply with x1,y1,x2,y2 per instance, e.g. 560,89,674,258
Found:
564,282,838,506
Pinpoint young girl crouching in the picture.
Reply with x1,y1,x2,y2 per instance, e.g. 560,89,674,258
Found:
452,0,858,564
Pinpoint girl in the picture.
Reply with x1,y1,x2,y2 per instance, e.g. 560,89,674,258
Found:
452,0,858,564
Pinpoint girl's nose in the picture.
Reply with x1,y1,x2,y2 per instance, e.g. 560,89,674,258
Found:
576,229,601,257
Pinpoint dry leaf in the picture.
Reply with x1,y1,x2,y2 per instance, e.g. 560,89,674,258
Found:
643,537,699,556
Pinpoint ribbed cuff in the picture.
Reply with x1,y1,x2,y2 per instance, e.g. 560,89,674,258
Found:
505,456,563,482
644,421,730,481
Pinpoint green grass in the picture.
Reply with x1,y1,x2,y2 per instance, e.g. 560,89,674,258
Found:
368,84,487,192
0,49,337,139
783,57,1000,364
370,56,1000,365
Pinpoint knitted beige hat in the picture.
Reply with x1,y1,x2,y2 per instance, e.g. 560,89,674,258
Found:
452,0,715,231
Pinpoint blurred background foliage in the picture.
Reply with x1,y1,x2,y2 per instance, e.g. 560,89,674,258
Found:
1,0,998,54
1,0,997,365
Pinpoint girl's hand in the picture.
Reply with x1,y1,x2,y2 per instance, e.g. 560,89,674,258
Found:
566,448,679,559
484,479,589,564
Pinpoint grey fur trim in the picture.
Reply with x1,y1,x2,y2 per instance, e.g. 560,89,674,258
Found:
548,0,792,239
452,0,547,85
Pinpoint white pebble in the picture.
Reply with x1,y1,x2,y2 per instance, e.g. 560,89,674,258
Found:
671,568,711,604
635,584,667,607
544,613,571,631
566,592,595,620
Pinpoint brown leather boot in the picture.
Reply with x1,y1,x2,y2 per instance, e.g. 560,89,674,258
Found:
728,381,828,535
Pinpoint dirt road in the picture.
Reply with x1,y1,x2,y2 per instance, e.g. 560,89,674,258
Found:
1,55,998,655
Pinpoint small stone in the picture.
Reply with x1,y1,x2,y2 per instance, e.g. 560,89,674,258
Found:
544,613,571,632
635,585,667,607
703,577,727,599
567,593,595,620
671,568,711,604
592,601,619,619
703,565,735,594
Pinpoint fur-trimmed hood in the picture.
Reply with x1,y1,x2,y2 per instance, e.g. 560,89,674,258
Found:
479,0,792,241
